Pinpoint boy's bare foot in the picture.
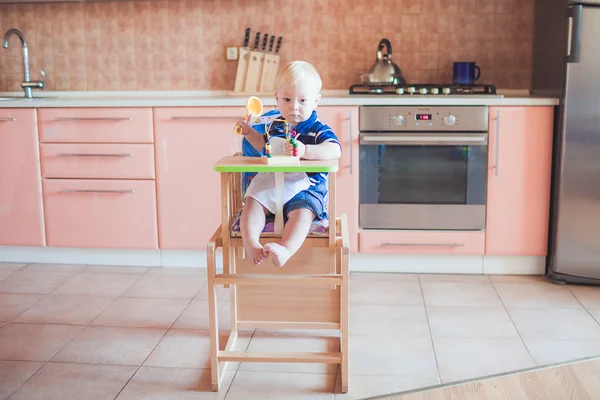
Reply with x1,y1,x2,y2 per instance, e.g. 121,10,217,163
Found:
245,243,267,266
264,243,292,267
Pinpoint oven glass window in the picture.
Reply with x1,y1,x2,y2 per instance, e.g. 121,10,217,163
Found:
360,144,487,205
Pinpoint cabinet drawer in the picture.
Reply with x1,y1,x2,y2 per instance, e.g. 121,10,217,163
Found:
43,179,158,249
38,108,153,143
41,143,155,179
359,230,485,255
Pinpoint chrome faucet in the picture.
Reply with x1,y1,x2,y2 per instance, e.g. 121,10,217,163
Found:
2,28,45,98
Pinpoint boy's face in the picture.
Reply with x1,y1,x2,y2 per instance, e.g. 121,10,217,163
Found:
275,80,321,124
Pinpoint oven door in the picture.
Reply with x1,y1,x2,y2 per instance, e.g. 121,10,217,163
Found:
359,132,488,230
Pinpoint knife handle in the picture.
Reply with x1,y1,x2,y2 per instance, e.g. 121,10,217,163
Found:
243,28,251,48
262,33,268,51
268,35,275,52
275,36,283,54
253,32,261,50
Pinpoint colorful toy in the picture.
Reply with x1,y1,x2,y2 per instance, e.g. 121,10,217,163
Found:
234,96,264,134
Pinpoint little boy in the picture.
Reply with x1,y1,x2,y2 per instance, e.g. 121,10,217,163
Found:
234,61,341,267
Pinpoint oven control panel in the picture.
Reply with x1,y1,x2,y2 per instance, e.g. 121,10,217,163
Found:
359,106,489,132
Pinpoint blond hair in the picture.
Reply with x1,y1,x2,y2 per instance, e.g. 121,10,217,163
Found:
275,61,322,93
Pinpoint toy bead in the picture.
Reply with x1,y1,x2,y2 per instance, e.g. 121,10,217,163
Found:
292,148,298,156
265,144,272,158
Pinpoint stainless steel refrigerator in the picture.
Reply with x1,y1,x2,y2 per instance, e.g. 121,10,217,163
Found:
532,0,600,284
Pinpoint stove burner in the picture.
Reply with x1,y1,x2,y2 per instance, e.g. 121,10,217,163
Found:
348,83,497,96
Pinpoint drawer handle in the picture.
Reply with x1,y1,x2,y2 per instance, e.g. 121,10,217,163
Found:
170,116,240,120
0,117,16,121
58,189,135,194
56,153,134,158
52,117,133,122
381,242,465,247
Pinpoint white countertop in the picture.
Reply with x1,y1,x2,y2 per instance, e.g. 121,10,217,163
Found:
0,90,560,108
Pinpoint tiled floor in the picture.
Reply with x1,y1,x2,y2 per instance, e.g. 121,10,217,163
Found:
1,262,600,400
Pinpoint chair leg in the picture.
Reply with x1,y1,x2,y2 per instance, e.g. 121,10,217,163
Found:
340,214,349,393
207,227,222,391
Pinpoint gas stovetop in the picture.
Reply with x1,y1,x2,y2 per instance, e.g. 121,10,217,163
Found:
349,83,498,96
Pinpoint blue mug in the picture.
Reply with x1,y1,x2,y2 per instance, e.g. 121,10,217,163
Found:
453,62,481,85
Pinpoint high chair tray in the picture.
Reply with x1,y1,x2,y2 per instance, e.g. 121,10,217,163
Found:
214,155,338,173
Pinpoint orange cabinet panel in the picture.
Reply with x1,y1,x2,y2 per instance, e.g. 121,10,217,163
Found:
359,230,485,255
154,107,244,249
41,143,155,179
485,107,554,255
43,179,158,249
315,107,359,252
0,109,45,246
38,108,153,143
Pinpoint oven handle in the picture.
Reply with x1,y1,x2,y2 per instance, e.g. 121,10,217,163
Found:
360,133,487,146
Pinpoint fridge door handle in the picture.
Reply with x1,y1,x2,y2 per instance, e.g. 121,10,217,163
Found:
567,5,583,63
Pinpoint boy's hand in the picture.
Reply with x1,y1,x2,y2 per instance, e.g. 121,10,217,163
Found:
234,120,252,135
285,140,306,158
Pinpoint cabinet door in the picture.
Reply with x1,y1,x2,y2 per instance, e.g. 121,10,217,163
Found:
154,107,244,249
485,106,554,255
317,106,359,252
0,109,45,246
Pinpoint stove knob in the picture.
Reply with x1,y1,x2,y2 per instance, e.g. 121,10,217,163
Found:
442,87,452,95
431,88,440,95
396,88,404,95
407,87,415,94
419,88,428,95
393,115,405,125
444,114,457,125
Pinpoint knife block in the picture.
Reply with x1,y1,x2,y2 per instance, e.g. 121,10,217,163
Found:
232,52,280,96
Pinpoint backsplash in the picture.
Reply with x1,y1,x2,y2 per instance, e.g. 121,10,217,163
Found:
0,0,533,92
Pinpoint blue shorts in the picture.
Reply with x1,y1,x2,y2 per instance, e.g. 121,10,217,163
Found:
283,182,328,222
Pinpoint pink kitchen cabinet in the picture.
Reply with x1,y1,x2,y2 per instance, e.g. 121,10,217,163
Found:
154,107,244,249
485,106,554,255
0,109,45,246
317,107,359,252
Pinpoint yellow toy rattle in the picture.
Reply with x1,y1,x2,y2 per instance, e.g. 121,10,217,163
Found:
234,96,263,134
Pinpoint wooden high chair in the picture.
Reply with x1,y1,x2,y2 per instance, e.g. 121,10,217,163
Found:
206,155,349,393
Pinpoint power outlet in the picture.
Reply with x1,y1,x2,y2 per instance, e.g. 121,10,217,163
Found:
225,46,238,61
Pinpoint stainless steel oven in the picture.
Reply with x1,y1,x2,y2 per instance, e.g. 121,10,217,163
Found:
359,106,489,230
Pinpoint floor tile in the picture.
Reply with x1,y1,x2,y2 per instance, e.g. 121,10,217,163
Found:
52,326,166,366
9,362,136,400
226,370,335,400
0,271,77,295
0,263,26,270
0,323,84,361
333,373,440,400
349,335,438,377
433,337,534,382
194,282,233,301
146,267,206,276
523,339,600,365
427,306,519,338
171,299,235,331
0,270,13,281
116,367,234,400
91,297,189,329
569,285,600,310
494,282,581,308
350,304,429,336
14,294,114,325
85,265,150,274
350,274,423,306
589,308,600,324
421,281,503,307
53,272,141,297
489,275,548,284
419,274,491,284
508,308,600,341
21,263,86,273
239,331,339,374
0,360,44,399
144,329,251,369
0,293,45,322
122,274,204,299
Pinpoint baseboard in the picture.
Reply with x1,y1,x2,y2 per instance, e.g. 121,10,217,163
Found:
0,246,546,274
